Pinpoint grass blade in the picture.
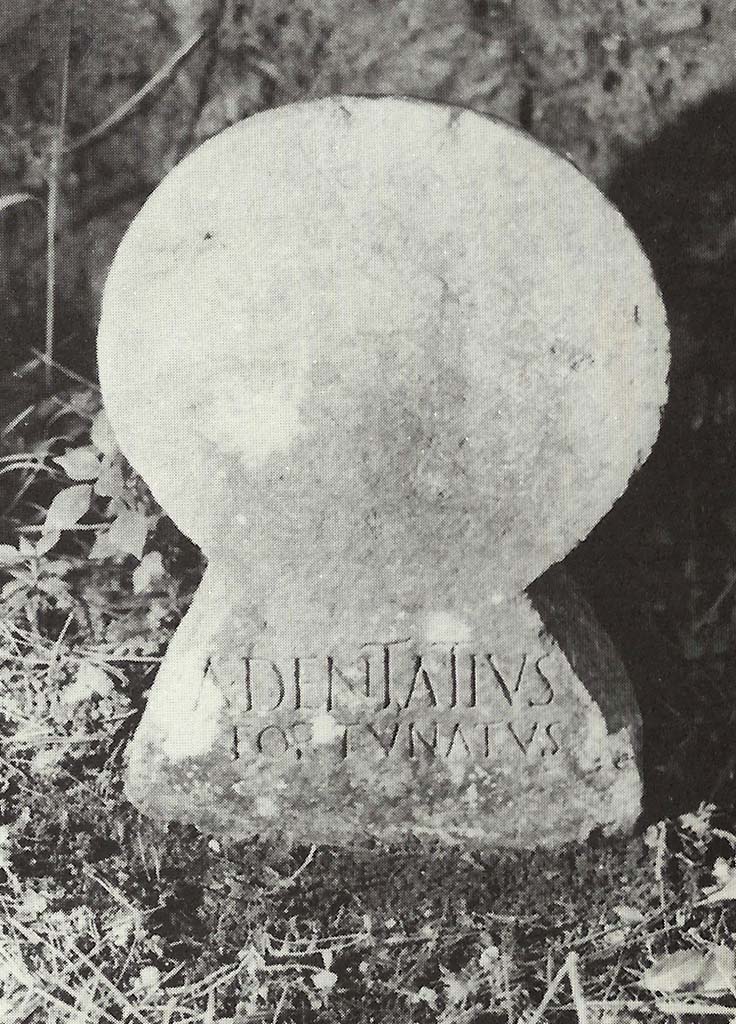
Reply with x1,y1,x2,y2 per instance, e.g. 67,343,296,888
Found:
0,193,43,214
65,28,206,154
45,2,71,389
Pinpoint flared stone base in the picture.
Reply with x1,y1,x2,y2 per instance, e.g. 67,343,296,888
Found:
124,566,641,849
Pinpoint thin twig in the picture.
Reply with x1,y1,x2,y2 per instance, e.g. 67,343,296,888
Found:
0,404,35,438
0,900,117,1024
567,952,589,1024
501,949,514,1024
271,985,289,1024
525,953,573,1024
0,915,124,1024
45,2,71,390
555,999,736,1013
264,844,317,890
29,346,101,391
655,821,667,920
693,568,736,631
65,28,207,154
655,1001,736,1015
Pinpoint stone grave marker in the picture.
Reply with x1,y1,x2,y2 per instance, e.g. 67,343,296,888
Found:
96,96,669,848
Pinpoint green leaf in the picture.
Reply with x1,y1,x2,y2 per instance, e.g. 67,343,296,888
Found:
642,949,706,993
102,507,148,560
30,747,64,778
44,484,93,530
613,905,645,926
53,446,102,480
642,946,735,995
61,662,112,705
90,409,119,457
35,529,61,557
0,192,42,214
18,536,35,557
93,457,125,499
312,968,337,996
88,529,116,560
35,574,71,602
0,544,25,567
132,550,164,593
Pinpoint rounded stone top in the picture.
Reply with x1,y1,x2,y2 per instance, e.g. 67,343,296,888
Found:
97,95,668,602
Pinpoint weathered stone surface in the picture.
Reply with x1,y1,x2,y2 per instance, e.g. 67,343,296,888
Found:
124,563,642,848
97,95,669,847
98,96,667,597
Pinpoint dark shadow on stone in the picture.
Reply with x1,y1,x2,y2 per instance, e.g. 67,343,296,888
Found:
552,85,736,824
528,565,641,754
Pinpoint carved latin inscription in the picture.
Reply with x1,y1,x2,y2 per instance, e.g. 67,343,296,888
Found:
207,642,585,765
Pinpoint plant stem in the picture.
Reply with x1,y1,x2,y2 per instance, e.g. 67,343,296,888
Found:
66,27,206,154
45,2,71,390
